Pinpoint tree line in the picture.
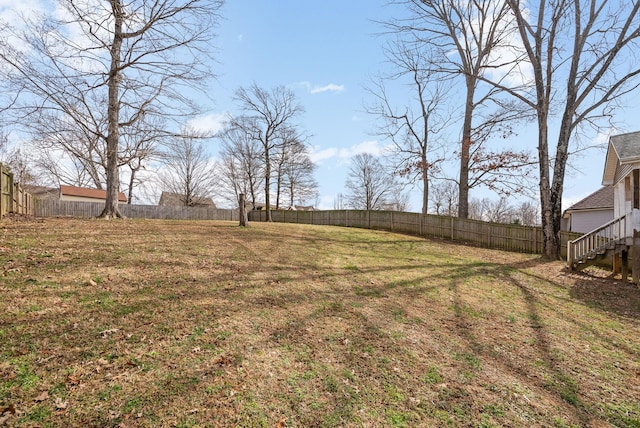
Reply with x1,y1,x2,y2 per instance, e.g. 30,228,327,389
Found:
2,0,640,259
368,0,640,259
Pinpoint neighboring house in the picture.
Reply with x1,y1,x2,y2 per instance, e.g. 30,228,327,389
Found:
294,205,315,211
569,130,640,276
60,185,127,203
158,191,216,208
562,186,614,233
603,130,640,219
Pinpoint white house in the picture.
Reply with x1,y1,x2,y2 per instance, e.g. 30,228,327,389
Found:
562,186,613,233
602,130,640,220
569,130,640,279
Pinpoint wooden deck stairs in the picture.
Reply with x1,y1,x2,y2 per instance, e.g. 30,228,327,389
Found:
568,215,629,272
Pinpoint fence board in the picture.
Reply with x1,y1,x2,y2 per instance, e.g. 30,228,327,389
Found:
248,209,580,258
0,163,34,218
35,200,239,221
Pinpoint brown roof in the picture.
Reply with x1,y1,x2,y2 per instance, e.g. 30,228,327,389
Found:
158,191,216,207
603,130,640,185
60,185,127,202
565,186,613,212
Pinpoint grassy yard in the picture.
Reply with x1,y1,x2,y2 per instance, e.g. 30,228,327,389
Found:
0,217,639,427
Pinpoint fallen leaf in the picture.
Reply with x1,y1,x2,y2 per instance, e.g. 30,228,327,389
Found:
0,404,16,415
34,391,49,402
66,375,80,386
275,417,287,427
54,397,68,409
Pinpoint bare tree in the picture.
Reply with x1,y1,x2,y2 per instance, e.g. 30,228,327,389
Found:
270,128,317,209
158,131,216,207
366,42,450,214
481,197,514,223
216,120,265,209
429,180,458,216
345,153,404,210
280,140,318,208
513,200,540,226
385,0,532,218
497,0,640,258
0,0,223,218
232,84,305,221
334,193,347,210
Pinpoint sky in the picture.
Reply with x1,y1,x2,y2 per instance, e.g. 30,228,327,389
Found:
3,0,640,212
197,0,401,209
190,0,640,211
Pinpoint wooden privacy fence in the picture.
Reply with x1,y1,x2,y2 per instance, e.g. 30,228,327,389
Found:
35,199,239,221
0,163,34,218
249,209,582,258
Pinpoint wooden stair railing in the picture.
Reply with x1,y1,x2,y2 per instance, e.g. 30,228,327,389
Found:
568,214,628,271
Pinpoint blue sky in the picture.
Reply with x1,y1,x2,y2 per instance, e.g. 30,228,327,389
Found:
196,0,399,209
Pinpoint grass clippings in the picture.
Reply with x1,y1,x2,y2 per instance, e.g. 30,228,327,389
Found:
1,217,639,427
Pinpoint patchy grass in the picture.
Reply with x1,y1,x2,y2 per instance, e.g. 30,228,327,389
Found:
0,217,639,427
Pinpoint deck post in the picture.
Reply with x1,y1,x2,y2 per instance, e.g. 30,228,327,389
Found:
621,249,629,281
633,230,640,285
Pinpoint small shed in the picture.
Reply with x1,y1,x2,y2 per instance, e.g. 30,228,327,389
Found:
562,186,613,233
60,185,127,203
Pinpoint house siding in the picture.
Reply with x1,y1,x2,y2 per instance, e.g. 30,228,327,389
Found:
569,209,614,233
614,162,635,186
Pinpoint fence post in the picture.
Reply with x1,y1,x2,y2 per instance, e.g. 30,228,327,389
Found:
450,217,454,241
0,164,4,218
239,194,248,227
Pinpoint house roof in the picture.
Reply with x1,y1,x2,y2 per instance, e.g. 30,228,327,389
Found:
23,185,58,200
564,186,613,215
158,191,216,207
60,185,127,202
602,131,640,185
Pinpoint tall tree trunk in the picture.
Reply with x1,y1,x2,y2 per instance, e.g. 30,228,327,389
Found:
547,104,576,259
537,108,555,259
458,76,475,218
239,193,248,227
264,150,272,222
421,151,428,214
127,166,138,204
100,0,124,219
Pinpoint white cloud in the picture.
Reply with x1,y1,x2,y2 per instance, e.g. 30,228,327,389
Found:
338,140,384,158
310,140,386,166
309,147,338,164
297,81,345,94
310,83,345,94
187,113,229,134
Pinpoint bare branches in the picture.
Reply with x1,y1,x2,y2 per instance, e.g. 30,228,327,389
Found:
0,0,224,218
231,84,305,220
383,0,533,217
500,0,640,258
345,153,406,211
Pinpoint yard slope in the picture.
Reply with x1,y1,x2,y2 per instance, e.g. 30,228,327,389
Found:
1,218,639,427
